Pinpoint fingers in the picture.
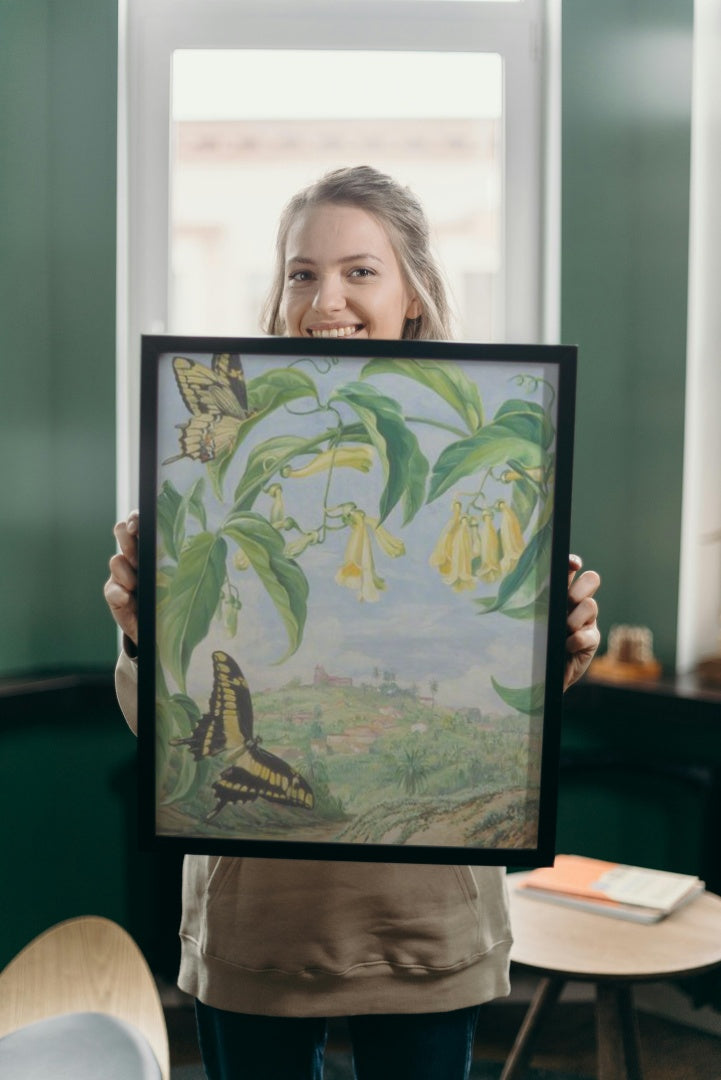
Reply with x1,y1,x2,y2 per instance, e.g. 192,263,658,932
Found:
566,589,599,636
568,567,601,610
566,622,601,658
567,553,583,588
113,510,139,568
103,575,135,616
105,511,140,645
563,616,601,689
564,558,601,690
103,575,139,644
567,560,601,639
108,550,137,590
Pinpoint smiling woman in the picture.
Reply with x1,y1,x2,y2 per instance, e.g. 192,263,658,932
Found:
107,161,598,1080
263,168,451,342
282,205,420,340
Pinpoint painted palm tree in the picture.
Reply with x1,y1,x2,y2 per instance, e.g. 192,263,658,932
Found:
429,679,439,710
394,745,430,796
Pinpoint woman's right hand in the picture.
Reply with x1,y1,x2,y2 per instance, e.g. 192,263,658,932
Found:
104,510,139,646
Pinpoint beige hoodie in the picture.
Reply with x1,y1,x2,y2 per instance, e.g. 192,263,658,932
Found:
116,651,512,1016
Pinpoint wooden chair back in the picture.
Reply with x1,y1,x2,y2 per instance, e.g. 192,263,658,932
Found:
0,916,169,1080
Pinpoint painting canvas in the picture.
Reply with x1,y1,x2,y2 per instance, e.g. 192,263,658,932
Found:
138,336,576,865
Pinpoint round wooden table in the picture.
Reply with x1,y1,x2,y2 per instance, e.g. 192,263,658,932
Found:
502,873,721,1080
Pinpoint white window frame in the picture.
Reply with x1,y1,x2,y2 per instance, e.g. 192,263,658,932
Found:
676,0,721,674
116,0,559,512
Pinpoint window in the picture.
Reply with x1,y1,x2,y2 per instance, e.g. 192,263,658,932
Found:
170,49,503,340
117,0,557,510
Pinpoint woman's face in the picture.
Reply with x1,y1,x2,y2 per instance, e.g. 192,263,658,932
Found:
281,203,421,340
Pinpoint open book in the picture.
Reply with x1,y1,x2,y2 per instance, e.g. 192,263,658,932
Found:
515,854,705,923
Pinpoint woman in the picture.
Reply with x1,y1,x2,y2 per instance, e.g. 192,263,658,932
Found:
106,166,600,1080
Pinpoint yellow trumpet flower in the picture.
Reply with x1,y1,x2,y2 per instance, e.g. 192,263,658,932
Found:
366,517,405,558
477,510,502,583
446,515,476,593
282,445,374,478
429,501,476,592
429,500,462,577
335,510,386,602
498,500,525,574
265,483,286,528
233,548,250,571
284,530,320,558
470,517,482,561
500,466,545,484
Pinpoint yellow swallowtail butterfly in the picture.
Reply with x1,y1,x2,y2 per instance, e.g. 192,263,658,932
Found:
164,353,252,464
172,651,315,820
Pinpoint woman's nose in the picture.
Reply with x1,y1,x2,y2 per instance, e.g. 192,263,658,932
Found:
312,274,345,314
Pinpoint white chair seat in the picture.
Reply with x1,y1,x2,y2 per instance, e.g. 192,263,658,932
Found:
0,1011,162,1080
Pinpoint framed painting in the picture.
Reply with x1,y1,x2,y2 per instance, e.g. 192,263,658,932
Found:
137,336,576,865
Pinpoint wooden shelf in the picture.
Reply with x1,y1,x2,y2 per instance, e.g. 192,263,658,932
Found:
564,671,721,722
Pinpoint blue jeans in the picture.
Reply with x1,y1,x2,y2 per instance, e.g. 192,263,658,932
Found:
195,1000,481,1080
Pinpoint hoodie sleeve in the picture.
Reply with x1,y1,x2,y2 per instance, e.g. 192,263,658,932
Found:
115,643,139,736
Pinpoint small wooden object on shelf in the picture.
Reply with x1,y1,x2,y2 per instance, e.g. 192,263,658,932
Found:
696,653,721,689
590,624,662,683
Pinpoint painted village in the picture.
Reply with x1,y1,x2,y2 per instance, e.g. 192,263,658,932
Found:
159,658,543,852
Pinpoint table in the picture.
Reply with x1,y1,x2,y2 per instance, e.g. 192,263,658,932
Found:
502,874,721,1080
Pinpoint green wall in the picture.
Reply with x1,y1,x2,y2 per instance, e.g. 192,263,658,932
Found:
0,0,126,968
0,682,184,974
0,0,118,675
0,1,694,676
562,0,693,669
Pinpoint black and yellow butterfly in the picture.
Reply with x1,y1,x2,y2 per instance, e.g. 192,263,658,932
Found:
172,650,314,821
164,353,252,464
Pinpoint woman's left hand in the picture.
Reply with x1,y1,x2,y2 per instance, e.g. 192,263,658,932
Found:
564,554,601,691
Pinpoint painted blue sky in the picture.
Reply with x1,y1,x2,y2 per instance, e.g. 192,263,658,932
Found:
155,350,558,715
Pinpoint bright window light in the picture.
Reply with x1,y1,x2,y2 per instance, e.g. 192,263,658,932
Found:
170,50,504,342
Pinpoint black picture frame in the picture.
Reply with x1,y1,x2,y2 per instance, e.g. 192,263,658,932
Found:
138,335,576,865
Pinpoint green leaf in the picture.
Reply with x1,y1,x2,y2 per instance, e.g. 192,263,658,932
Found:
360,357,484,432
169,692,202,723
232,432,340,509
427,422,544,503
157,478,207,561
510,475,539,532
246,366,319,414
155,691,200,761
494,586,550,621
491,678,546,715
493,399,555,449
475,519,553,617
157,480,182,560
156,565,176,610
222,511,308,660
207,367,319,498
496,518,552,609
186,477,207,529
174,477,207,556
330,381,428,524
156,693,209,805
154,650,170,701
157,532,228,689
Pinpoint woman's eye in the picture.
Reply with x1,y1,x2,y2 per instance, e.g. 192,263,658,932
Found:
349,267,375,279
288,268,314,283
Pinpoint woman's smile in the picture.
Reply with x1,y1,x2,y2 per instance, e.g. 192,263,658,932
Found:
306,323,365,339
281,203,420,340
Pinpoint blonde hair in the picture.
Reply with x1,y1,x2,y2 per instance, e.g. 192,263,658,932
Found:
262,165,453,341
